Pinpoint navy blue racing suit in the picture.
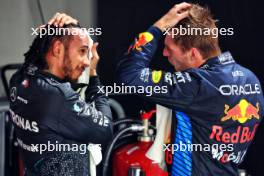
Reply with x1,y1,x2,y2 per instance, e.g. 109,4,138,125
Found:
117,26,264,176
9,66,113,176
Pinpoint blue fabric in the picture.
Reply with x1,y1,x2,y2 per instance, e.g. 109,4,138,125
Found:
171,112,192,176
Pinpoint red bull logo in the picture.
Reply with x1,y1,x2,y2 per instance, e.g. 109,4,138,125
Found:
128,32,153,53
221,99,260,123
210,124,259,144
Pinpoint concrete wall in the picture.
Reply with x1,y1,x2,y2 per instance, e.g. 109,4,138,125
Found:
0,0,96,98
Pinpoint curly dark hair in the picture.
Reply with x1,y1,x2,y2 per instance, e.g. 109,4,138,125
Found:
23,23,81,70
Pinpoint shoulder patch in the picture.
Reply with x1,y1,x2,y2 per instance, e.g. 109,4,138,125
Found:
128,32,154,53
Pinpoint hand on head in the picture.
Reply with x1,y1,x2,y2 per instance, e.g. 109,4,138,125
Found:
154,2,192,32
48,12,78,27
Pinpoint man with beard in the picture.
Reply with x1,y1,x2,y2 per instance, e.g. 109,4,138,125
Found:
9,20,112,175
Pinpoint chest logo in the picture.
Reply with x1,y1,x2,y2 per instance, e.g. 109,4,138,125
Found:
221,99,260,123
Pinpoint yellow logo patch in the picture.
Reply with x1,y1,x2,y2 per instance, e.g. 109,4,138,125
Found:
152,70,162,83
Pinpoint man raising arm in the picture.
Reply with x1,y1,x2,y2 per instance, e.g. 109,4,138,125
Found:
9,18,112,175
117,2,264,176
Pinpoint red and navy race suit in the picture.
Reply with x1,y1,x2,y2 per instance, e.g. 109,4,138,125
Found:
117,26,264,176
9,66,113,176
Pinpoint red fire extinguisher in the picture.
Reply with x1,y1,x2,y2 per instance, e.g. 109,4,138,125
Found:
112,110,168,176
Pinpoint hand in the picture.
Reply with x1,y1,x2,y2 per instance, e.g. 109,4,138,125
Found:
154,2,191,32
89,42,100,77
47,12,78,27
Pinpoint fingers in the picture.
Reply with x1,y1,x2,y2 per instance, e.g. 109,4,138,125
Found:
47,12,78,27
88,36,94,47
174,3,191,23
58,15,69,26
169,2,191,24
175,2,192,12
64,18,78,26
88,36,94,49
171,2,191,17
90,42,100,72
177,11,189,21
47,12,61,25
53,13,67,27
59,16,78,26
91,42,100,60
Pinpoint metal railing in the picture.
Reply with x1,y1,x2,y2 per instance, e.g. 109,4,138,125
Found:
0,64,22,100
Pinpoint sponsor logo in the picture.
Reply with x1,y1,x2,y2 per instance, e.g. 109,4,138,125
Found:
22,79,29,88
210,124,259,144
232,70,244,77
128,32,153,52
184,72,192,82
17,96,28,104
27,65,38,76
9,109,39,133
221,99,259,123
164,72,191,85
10,87,17,102
218,52,234,65
209,98,260,164
175,72,187,83
73,102,83,113
164,72,174,85
17,138,39,152
152,70,162,84
200,64,210,70
73,101,110,127
212,148,247,164
10,87,28,104
219,84,261,96
140,68,150,82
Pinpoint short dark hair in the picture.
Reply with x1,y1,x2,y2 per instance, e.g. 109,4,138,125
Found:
23,23,80,70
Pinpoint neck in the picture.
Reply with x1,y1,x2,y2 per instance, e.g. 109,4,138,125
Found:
45,55,66,79
205,49,221,60
195,60,206,68
44,66,65,79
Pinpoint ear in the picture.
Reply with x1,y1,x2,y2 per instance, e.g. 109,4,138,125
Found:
189,48,205,67
51,40,65,58
190,48,203,61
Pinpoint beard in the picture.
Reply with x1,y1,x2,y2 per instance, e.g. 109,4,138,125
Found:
62,52,85,83
62,51,77,82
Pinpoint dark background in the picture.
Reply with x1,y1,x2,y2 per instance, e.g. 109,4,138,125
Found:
97,0,264,175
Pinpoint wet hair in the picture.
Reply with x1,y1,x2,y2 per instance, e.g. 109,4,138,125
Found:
173,4,221,59
23,23,81,70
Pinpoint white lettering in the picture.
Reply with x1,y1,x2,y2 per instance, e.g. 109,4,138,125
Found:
219,84,261,96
